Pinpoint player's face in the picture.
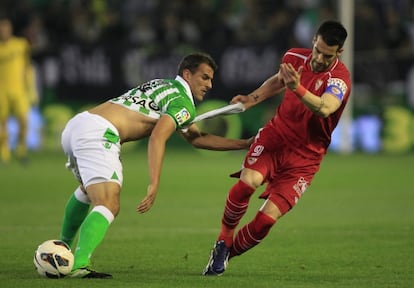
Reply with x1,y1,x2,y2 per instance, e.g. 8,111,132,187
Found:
186,63,214,102
0,20,12,41
311,35,342,72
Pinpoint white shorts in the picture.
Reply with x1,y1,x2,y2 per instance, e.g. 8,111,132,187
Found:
61,111,123,188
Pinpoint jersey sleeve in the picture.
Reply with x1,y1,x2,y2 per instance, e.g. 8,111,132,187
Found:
163,99,196,129
325,78,348,101
281,48,309,65
325,68,351,102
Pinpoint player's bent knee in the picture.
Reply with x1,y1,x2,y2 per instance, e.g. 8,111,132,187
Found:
240,169,263,189
260,199,283,220
86,182,121,216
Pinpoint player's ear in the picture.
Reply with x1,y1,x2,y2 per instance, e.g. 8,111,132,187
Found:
182,68,192,81
336,48,344,57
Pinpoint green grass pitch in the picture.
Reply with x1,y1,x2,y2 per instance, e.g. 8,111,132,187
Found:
0,149,413,288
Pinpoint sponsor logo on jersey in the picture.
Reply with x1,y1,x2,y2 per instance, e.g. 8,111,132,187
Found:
175,108,191,125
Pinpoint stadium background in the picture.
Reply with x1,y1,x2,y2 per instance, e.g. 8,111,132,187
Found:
1,2,413,287
2,0,414,153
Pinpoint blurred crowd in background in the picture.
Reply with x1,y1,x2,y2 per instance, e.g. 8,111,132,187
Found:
1,0,413,58
1,0,414,154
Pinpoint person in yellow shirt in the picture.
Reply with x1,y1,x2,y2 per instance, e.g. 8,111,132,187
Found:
0,16,37,163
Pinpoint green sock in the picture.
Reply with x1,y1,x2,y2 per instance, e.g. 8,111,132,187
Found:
73,206,113,270
60,189,90,247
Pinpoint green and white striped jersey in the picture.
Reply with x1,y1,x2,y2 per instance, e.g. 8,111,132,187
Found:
109,76,196,128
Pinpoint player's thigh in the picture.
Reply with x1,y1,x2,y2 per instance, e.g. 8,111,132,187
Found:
0,92,10,121
240,141,275,186
10,92,30,121
265,166,319,216
74,143,123,188
64,112,123,189
259,199,282,220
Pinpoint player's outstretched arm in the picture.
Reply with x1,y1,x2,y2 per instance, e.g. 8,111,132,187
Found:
231,73,285,109
137,115,176,213
180,124,252,151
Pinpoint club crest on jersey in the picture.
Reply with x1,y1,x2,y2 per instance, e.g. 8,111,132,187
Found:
175,108,191,125
315,79,323,91
247,157,257,165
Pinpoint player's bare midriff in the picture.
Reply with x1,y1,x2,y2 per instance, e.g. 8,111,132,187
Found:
88,101,157,143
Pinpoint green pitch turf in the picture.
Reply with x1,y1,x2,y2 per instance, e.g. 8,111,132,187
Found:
0,150,413,288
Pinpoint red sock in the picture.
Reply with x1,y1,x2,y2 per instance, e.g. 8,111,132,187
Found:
218,180,255,247
230,211,276,258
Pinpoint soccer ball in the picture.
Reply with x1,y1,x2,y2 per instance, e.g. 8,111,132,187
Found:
33,240,74,278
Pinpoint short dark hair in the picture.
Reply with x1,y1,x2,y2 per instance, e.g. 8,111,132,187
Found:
177,52,218,76
316,20,348,49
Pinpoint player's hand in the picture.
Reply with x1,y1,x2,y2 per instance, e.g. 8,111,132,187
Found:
230,94,247,104
246,136,255,148
280,63,302,91
137,184,158,213
231,95,255,109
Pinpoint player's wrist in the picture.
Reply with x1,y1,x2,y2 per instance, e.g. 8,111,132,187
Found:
245,137,254,148
292,84,307,98
249,93,260,102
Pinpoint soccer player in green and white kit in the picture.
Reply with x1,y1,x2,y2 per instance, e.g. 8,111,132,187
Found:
59,52,252,278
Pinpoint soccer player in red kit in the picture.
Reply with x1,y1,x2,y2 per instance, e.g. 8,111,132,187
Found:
203,20,351,276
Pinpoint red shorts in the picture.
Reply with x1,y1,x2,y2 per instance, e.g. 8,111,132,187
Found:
235,124,322,215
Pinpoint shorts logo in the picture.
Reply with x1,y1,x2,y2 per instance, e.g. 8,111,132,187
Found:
247,157,257,165
293,177,308,196
175,108,191,125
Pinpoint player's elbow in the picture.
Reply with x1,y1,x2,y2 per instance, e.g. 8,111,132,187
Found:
189,138,210,149
182,134,205,149
316,107,331,118
191,142,206,149
315,94,341,118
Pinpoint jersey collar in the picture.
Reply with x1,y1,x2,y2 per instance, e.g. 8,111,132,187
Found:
306,52,340,73
175,75,195,105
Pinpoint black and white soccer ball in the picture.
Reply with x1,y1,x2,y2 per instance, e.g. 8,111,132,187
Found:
33,240,74,278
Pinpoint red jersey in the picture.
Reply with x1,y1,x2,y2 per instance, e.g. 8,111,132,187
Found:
270,48,351,159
